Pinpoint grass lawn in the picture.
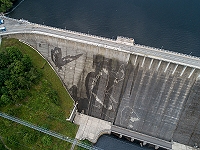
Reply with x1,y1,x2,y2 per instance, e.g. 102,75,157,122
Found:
0,118,73,150
0,38,79,149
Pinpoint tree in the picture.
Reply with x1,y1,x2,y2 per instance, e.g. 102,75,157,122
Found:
16,89,27,100
4,78,17,91
10,60,25,76
0,70,5,87
0,46,41,105
26,67,41,84
0,94,10,106
0,0,13,12
0,52,9,69
21,54,32,72
6,47,22,62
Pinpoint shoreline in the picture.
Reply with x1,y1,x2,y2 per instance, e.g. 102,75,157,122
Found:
4,0,25,15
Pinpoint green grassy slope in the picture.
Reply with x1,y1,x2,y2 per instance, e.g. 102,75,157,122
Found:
0,38,78,150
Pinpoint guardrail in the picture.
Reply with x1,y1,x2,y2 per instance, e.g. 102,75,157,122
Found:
135,44,200,60
0,112,102,150
2,15,199,61
0,15,116,43
1,15,200,70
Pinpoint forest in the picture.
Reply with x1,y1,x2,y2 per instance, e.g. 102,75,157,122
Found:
0,0,16,12
0,46,41,106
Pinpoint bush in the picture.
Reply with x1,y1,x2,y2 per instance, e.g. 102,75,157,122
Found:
0,94,11,105
41,135,52,146
0,0,13,12
23,133,38,144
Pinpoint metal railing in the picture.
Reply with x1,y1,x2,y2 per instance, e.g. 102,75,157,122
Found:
0,112,102,150
1,15,200,70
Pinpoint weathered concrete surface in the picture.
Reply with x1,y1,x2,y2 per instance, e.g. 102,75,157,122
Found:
173,76,200,146
16,33,199,147
114,57,198,142
172,142,198,150
73,113,111,143
1,16,200,148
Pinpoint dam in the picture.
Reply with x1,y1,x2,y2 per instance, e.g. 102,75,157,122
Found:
0,16,200,149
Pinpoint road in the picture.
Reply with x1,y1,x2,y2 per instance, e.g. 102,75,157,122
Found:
1,15,200,70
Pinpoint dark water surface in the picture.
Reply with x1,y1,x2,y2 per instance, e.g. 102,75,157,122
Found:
9,0,200,56
95,135,162,150
8,0,200,149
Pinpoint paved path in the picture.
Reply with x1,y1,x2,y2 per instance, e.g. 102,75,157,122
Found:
74,113,111,143
0,112,101,150
1,16,200,69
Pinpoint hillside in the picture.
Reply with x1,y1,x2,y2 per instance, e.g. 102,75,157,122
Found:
0,38,78,149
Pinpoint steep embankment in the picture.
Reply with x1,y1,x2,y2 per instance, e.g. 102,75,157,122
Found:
0,38,78,150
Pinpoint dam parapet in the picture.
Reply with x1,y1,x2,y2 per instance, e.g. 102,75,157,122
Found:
1,15,200,69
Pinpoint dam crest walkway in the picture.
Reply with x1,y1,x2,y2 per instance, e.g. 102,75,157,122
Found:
1,15,200,70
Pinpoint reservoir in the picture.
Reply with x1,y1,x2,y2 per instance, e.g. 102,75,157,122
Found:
7,0,200,149
95,134,165,150
9,0,200,57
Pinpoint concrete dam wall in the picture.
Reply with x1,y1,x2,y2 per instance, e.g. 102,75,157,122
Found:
5,32,200,147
